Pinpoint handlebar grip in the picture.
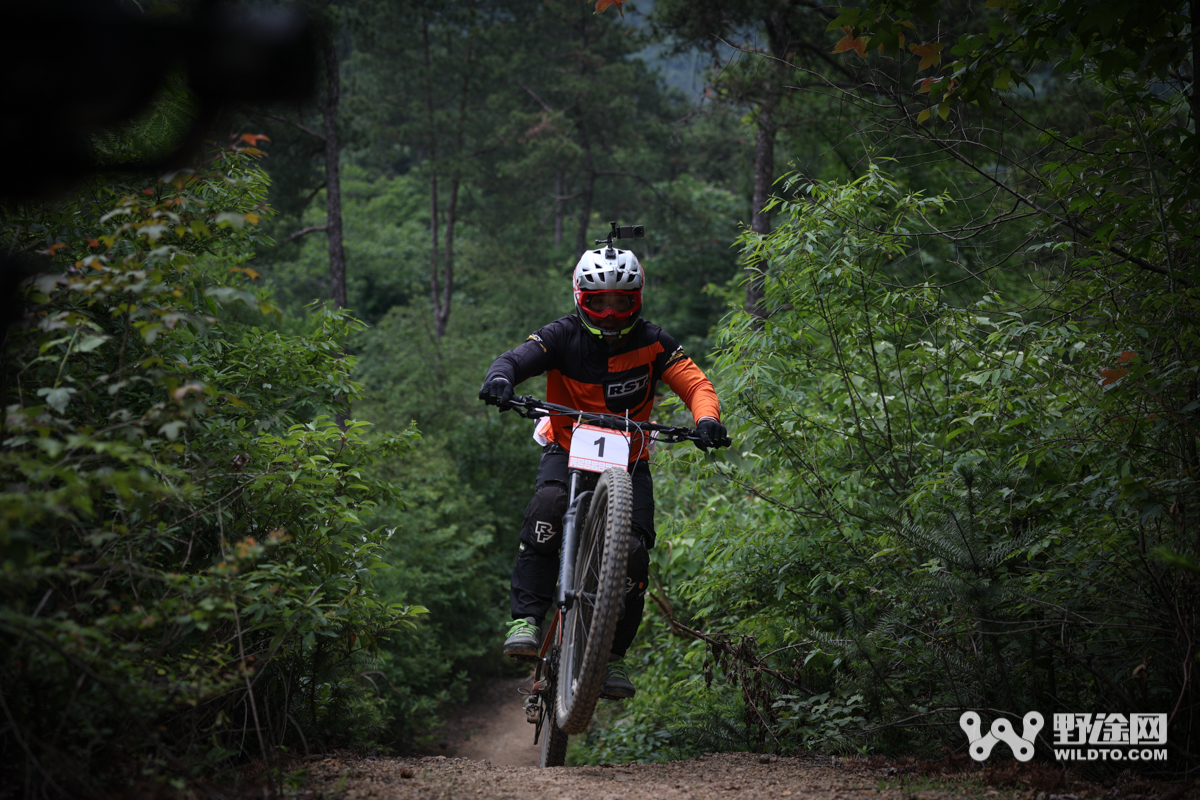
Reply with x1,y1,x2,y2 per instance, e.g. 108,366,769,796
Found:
692,434,733,451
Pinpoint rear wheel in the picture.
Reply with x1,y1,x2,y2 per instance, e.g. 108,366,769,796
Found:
556,467,632,735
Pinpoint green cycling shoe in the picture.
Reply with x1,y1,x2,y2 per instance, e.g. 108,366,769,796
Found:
600,656,636,699
503,617,541,660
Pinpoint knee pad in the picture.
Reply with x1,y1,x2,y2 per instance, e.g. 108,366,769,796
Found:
519,481,568,556
625,533,649,599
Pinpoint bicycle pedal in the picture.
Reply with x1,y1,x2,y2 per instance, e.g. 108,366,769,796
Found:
508,653,540,663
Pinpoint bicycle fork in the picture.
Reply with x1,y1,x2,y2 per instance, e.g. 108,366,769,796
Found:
556,471,582,610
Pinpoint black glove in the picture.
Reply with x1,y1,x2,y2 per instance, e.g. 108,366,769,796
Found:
478,377,514,409
696,417,728,451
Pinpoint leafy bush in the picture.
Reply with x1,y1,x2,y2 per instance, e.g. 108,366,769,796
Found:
0,149,423,795
577,165,1197,771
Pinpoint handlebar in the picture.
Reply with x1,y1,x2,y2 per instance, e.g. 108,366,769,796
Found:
504,395,732,449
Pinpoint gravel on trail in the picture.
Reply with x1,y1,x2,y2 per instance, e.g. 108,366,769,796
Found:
296,677,1197,800
302,750,970,800
417,675,539,767
300,751,1198,800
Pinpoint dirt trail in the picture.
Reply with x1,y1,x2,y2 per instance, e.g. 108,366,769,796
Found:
303,749,1008,800
300,678,1191,800
423,675,539,767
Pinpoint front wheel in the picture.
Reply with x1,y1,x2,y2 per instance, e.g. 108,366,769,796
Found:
555,467,632,735
538,690,569,767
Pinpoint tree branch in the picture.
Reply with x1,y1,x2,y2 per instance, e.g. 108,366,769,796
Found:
648,576,814,695
786,81,862,90
516,79,555,114
921,130,1185,285
277,225,327,246
257,112,326,142
593,169,671,204
296,181,327,213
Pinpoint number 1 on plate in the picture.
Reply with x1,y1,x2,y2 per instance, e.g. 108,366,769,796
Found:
568,424,630,472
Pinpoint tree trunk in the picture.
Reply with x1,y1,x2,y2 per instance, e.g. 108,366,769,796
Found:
321,41,346,309
428,168,441,328
574,13,595,257
422,19,445,337
437,176,458,338
744,10,792,318
576,170,595,257
427,20,474,339
576,124,596,256
746,118,775,316
321,31,349,429
554,169,565,247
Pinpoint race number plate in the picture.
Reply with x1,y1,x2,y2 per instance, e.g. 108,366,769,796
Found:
568,424,630,473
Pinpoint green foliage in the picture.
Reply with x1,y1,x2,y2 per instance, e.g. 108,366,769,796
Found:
567,0,1200,772
0,150,424,794
18,0,1192,783
264,168,431,324
575,164,1197,768
363,429,527,744
572,613,751,764
831,0,1193,118
640,175,744,355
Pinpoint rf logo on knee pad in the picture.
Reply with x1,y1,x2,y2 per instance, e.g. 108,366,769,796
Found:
534,521,557,543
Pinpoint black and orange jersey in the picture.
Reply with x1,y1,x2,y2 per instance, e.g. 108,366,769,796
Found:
484,315,721,462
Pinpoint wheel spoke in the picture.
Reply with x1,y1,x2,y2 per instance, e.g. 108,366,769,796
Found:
581,522,602,586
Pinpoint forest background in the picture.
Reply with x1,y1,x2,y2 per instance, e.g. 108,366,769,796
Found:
1,0,1198,795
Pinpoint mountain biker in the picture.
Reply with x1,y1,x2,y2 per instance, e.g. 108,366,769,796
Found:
478,242,726,699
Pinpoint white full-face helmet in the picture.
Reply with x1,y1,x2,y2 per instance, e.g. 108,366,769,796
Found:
573,246,644,339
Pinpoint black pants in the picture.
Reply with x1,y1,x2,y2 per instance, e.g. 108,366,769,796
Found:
510,444,653,658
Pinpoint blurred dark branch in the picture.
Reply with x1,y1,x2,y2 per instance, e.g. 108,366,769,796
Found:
594,170,670,205
648,574,815,695
759,36,859,82
260,112,326,142
787,81,861,90
516,79,555,114
297,180,327,211
0,682,70,797
278,225,327,246
923,132,1183,284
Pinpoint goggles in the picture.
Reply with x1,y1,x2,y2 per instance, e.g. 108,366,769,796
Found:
578,290,640,318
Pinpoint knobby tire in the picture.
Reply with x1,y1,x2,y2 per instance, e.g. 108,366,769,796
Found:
538,690,569,767
555,467,632,736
